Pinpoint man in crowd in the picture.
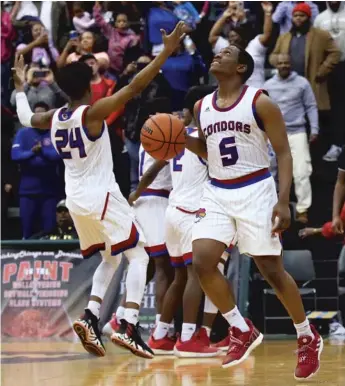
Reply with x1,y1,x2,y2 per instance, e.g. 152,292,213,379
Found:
11,102,62,239
264,54,318,223
314,2,345,162
30,200,78,240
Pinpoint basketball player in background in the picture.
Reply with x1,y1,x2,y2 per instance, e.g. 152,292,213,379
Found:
128,86,229,357
11,21,186,360
185,45,323,380
104,98,174,335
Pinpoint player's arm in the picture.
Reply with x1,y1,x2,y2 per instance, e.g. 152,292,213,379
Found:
332,148,345,234
185,100,208,159
12,55,56,130
128,160,168,205
85,22,186,137
255,93,292,232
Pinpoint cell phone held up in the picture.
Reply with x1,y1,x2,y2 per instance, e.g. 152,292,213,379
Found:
33,70,49,78
69,30,79,40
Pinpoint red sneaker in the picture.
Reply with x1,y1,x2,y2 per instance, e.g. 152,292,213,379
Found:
294,325,323,380
222,319,263,368
198,327,211,347
102,313,120,337
147,333,175,355
211,335,230,352
174,332,220,358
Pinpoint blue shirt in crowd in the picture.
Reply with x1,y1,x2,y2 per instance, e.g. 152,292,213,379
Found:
11,127,61,195
147,6,178,45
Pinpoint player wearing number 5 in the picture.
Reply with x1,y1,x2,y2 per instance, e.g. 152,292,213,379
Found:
12,22,187,360
185,45,323,380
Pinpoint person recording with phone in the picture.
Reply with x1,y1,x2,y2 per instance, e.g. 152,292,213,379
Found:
10,64,68,110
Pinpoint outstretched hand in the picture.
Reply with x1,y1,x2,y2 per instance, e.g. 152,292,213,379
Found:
161,21,186,54
12,55,27,91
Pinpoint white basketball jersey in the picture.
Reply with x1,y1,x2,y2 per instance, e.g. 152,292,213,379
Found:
169,129,209,211
138,144,172,191
199,85,270,179
51,105,119,214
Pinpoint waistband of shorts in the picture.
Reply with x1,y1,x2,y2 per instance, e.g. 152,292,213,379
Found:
176,206,198,214
210,168,271,189
141,189,170,198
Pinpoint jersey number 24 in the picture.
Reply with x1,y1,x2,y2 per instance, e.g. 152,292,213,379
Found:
55,127,86,159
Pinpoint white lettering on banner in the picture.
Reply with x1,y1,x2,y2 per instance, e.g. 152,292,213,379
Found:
0,250,83,260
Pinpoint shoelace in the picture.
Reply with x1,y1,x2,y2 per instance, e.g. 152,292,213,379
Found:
294,343,316,364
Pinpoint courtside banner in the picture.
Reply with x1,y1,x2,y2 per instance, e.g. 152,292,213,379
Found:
1,249,101,338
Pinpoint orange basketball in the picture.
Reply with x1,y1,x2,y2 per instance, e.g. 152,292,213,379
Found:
140,114,186,160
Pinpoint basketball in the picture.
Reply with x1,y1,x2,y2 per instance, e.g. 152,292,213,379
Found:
140,114,186,160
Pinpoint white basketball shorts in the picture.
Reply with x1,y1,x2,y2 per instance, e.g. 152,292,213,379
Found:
165,205,198,267
192,169,282,256
70,191,146,258
134,194,169,258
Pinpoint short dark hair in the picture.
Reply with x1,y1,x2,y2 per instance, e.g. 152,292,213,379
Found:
78,54,97,63
184,85,217,114
56,62,92,100
233,44,254,84
33,101,49,111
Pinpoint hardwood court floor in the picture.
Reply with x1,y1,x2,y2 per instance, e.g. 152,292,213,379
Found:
2,338,345,386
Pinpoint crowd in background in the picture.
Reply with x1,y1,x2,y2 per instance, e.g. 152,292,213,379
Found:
1,0,345,241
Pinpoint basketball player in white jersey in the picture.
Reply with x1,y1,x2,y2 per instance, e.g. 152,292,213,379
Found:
185,45,322,380
11,22,186,360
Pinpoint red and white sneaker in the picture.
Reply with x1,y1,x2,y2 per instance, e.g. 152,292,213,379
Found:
102,313,120,337
294,325,323,380
147,333,175,355
211,335,230,352
222,318,263,368
198,327,211,347
174,332,220,358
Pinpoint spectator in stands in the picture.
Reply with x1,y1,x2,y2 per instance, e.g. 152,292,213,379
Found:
269,3,341,114
314,2,345,162
272,1,319,35
72,2,95,34
93,1,140,77
161,41,206,111
57,31,109,71
16,21,59,67
78,54,116,105
173,1,200,30
146,2,179,56
264,54,319,223
1,3,16,107
11,102,62,239
118,55,172,191
199,2,227,22
11,64,68,109
209,1,273,88
30,199,78,240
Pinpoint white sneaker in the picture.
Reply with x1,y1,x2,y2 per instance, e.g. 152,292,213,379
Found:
329,321,345,337
323,145,342,162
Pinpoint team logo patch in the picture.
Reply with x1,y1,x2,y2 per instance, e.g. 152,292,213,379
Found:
195,208,206,223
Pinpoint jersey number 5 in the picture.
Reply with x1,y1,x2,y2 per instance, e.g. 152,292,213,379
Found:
219,137,238,166
55,127,86,159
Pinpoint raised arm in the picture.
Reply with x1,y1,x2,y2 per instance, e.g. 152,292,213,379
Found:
208,8,232,47
255,93,292,233
259,2,273,47
185,100,208,159
84,22,186,137
12,55,56,130
128,160,168,205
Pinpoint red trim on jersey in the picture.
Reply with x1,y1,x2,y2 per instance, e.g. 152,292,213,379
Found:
211,168,270,187
176,207,198,214
183,252,193,265
197,98,204,127
81,242,106,259
145,243,168,258
111,223,139,256
212,85,248,112
170,255,184,267
252,89,266,132
101,192,110,220
81,105,90,127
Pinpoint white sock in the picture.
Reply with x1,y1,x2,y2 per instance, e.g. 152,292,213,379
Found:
124,245,149,304
155,314,161,325
87,300,101,319
202,325,211,338
116,306,125,323
154,321,170,340
181,323,196,342
294,318,314,339
222,306,249,332
124,307,139,325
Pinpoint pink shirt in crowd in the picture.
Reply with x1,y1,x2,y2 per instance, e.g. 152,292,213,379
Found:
1,11,15,63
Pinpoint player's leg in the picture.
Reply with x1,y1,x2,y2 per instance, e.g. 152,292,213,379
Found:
103,258,155,337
